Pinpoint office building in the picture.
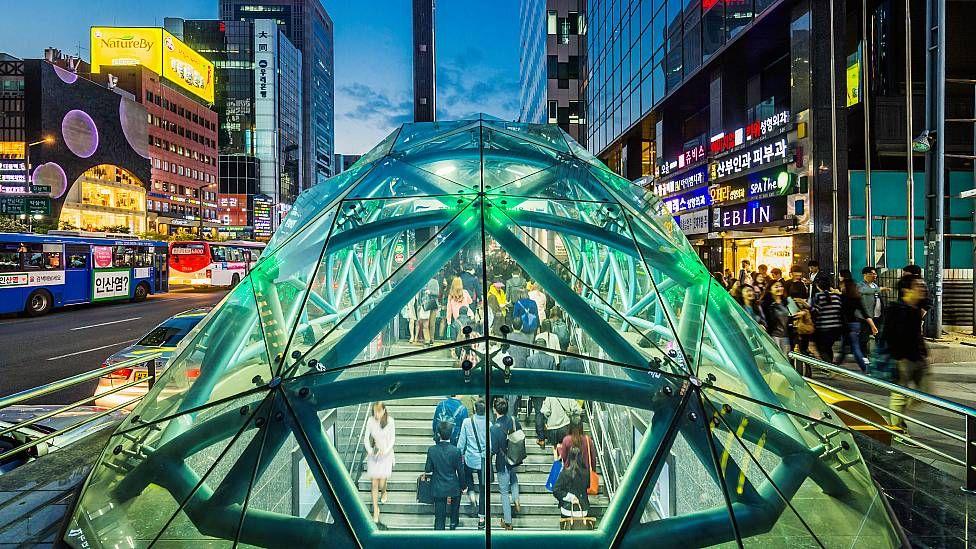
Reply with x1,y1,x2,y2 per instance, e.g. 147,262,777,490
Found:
332,153,361,174
0,55,150,233
583,0,976,285
171,17,303,240
85,27,220,237
518,0,585,143
580,1,831,277
220,0,335,185
412,0,436,122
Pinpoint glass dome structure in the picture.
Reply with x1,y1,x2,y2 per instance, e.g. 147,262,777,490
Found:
64,116,900,548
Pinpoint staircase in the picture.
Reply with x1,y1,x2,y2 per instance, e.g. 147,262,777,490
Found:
353,347,609,529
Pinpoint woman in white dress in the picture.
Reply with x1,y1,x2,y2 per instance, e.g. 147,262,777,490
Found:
364,401,395,523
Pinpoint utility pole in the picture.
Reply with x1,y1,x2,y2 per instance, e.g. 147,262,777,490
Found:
923,0,946,338
906,0,915,264
863,0,874,267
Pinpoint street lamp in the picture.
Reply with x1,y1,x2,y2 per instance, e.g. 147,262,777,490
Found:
24,136,54,190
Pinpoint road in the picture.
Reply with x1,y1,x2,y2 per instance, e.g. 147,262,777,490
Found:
0,287,227,404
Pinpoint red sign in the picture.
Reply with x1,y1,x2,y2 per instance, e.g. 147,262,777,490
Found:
92,246,113,268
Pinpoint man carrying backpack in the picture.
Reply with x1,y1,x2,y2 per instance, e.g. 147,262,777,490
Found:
432,395,468,446
511,289,539,337
489,398,523,530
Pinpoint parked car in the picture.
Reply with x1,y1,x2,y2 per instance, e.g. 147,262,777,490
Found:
0,405,125,475
94,308,211,410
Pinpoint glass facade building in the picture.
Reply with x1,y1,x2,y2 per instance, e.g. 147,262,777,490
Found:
519,0,585,143
221,0,336,186
173,17,304,238
585,0,779,157
583,0,838,277
64,117,901,547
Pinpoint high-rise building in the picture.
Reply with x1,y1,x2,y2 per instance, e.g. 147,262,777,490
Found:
583,0,976,292
518,0,585,143
170,17,303,240
412,0,436,122
332,153,361,174
219,0,335,186
86,27,220,237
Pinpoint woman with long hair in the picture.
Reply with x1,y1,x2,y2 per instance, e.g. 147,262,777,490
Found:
761,278,795,355
364,401,396,523
446,276,474,335
552,446,591,521
736,284,767,331
838,271,878,371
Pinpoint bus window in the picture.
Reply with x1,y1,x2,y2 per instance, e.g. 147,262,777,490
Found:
0,252,19,272
68,254,87,269
23,251,61,270
226,247,242,262
210,245,226,262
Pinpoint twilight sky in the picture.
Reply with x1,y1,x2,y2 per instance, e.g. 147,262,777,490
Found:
0,0,521,154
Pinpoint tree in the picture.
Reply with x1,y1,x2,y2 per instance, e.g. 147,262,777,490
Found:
0,216,28,233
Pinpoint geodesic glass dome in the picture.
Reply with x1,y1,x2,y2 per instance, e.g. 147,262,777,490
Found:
64,116,901,548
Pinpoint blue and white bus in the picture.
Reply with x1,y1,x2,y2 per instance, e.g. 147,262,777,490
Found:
0,231,169,316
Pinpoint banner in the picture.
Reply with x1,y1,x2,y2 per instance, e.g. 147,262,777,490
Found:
92,269,130,301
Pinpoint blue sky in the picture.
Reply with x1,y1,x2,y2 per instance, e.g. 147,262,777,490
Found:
0,0,521,153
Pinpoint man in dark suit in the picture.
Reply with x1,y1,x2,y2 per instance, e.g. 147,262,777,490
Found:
425,421,463,530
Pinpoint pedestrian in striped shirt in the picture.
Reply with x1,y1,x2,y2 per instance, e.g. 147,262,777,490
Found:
811,277,844,364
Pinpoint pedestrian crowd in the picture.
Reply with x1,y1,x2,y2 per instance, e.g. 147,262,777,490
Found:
718,260,931,430
369,260,599,531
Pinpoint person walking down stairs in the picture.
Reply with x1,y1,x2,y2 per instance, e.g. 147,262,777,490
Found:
364,402,395,524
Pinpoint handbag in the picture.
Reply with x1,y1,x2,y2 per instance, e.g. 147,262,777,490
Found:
416,473,433,504
545,459,563,492
793,309,815,335
559,502,596,530
584,438,599,496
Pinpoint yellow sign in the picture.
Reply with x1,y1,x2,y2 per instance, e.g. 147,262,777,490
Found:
846,57,861,107
91,27,214,103
91,27,162,74
161,30,215,103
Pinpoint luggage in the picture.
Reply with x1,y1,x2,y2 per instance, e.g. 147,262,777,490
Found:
416,473,433,504
545,459,563,492
505,426,527,467
559,503,596,530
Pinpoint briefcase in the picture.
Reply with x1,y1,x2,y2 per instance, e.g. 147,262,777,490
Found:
416,473,433,504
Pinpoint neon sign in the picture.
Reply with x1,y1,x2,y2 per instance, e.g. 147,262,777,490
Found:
712,196,789,230
650,166,707,198
658,144,706,177
661,185,711,214
709,110,791,155
709,137,788,183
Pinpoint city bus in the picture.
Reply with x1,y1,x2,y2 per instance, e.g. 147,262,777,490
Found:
0,232,169,316
168,240,265,288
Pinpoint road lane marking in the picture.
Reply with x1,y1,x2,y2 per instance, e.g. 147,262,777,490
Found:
46,340,136,361
70,317,142,331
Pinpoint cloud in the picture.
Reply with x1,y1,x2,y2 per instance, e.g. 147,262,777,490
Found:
337,83,414,128
334,47,520,152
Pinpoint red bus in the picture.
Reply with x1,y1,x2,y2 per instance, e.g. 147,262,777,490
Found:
168,240,265,288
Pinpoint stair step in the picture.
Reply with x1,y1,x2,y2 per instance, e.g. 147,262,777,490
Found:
369,458,557,474
374,513,595,530
360,497,607,517
357,473,560,494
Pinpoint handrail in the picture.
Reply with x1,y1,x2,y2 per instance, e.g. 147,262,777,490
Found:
790,351,976,490
789,352,976,417
0,351,165,470
0,396,142,463
0,352,164,410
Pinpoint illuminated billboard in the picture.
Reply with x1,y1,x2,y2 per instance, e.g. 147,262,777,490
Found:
91,27,215,103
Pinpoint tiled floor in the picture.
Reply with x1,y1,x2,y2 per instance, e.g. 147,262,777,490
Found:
855,432,974,548
0,427,113,547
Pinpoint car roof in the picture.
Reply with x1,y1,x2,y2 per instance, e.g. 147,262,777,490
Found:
171,307,212,320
